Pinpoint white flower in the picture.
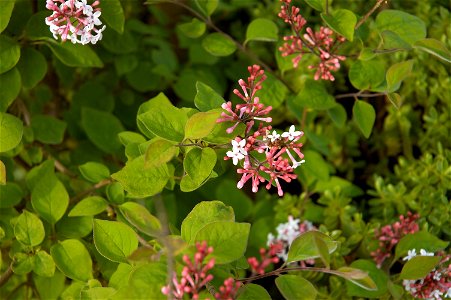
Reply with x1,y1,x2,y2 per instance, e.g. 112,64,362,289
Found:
429,289,443,299
403,280,416,293
226,150,245,166
231,138,247,155
403,249,417,261
281,125,303,141
432,271,441,281
445,287,451,298
266,130,280,142
419,249,434,256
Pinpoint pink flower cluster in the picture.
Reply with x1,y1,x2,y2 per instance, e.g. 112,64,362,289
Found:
403,251,451,299
162,241,215,300
45,0,106,45
248,243,284,275
161,241,241,300
371,212,420,267
218,65,305,197
278,0,346,81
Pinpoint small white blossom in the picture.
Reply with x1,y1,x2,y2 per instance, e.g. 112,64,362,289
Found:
226,151,245,166
419,249,434,256
281,125,303,141
445,287,451,298
403,249,417,261
429,289,443,299
231,138,247,155
266,130,280,142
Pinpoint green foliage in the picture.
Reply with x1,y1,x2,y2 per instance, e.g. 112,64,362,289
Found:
1,1,450,299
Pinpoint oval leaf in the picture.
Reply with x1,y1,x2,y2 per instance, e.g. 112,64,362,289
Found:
245,18,278,43
275,275,318,300
202,33,237,57
50,239,93,281
119,202,161,237
0,112,23,152
93,219,138,263
321,9,356,41
69,196,108,217
287,231,338,263
400,256,441,280
352,100,376,139
14,210,45,247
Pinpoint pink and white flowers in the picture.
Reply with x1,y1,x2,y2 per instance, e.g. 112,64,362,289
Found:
45,0,106,45
402,250,451,299
218,65,305,197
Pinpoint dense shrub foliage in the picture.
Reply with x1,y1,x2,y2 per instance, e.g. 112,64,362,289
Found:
0,0,450,299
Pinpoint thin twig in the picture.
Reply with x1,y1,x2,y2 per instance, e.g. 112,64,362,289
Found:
70,179,112,203
335,92,387,99
0,264,14,287
355,0,386,29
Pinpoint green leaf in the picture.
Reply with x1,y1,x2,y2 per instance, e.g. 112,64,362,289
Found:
395,231,449,261
321,9,357,41
275,275,318,300
202,33,237,57
257,73,288,109
81,107,124,154
185,110,221,139
181,201,235,244
353,100,376,139
31,175,69,224
106,182,125,205
0,182,23,207
144,138,177,168
380,30,412,50
25,11,53,41
119,202,161,237
0,0,15,33
387,93,402,109
304,0,326,11
69,196,108,217
79,162,110,183
34,250,56,277
182,147,217,190
386,60,414,92
336,267,377,291
314,234,330,268
194,0,218,17
349,60,385,91
414,38,451,63
178,18,206,38
0,35,20,74
138,93,188,142
0,67,21,112
16,47,47,89
101,0,125,33
50,239,93,281
93,219,138,263
34,271,66,300
56,216,93,239
46,42,103,68
194,221,250,264
287,231,338,263
111,155,170,198
301,150,329,181
31,115,66,144
14,210,45,247
12,252,35,274
327,104,347,128
81,287,117,299
237,283,271,300
376,10,426,45
346,260,388,297
245,18,278,43
295,79,336,110
194,81,225,112
0,112,23,152
400,256,441,280
118,131,146,146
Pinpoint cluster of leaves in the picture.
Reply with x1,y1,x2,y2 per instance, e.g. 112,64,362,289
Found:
0,0,450,299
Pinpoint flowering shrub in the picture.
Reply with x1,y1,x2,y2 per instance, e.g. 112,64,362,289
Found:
0,0,450,299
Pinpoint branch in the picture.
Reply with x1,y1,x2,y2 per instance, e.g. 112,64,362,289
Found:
70,179,112,203
355,0,386,29
335,92,387,99
0,264,14,287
